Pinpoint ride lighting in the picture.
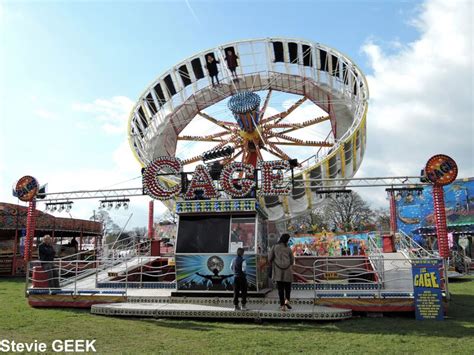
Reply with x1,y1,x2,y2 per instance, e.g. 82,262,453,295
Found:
202,146,235,162
45,201,73,213
386,187,424,199
99,198,131,211
316,189,352,198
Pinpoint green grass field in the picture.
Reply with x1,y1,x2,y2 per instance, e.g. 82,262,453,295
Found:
1,278,473,354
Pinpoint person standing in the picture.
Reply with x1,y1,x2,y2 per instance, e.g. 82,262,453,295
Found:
230,248,248,311
69,237,79,253
38,235,60,288
206,55,220,86
224,50,239,79
269,233,294,311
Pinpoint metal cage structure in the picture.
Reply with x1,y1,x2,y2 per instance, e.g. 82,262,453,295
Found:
128,38,369,220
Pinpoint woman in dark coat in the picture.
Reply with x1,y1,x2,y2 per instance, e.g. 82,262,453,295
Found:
269,233,294,311
206,55,220,86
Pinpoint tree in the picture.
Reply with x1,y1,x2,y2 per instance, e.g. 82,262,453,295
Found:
157,209,178,225
309,206,329,233
90,210,121,244
324,192,374,232
372,208,391,232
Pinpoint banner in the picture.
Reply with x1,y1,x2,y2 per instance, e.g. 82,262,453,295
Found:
175,254,257,292
411,259,444,320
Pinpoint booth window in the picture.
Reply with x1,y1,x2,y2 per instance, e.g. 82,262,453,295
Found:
178,64,192,87
319,49,328,72
163,74,177,96
331,55,340,77
191,58,204,80
137,107,148,129
272,41,284,62
176,215,230,253
230,217,255,253
153,83,166,106
146,93,157,114
302,44,312,67
288,42,298,64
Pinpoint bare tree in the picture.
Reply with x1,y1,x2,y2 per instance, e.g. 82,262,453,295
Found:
372,208,391,231
324,192,373,232
90,210,121,244
310,206,329,232
157,210,178,225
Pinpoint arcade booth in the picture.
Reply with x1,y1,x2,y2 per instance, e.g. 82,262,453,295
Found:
173,199,269,296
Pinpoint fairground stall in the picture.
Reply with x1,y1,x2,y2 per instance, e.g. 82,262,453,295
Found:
173,199,269,295
0,202,102,276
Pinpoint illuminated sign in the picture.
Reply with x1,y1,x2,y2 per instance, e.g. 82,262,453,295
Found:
425,155,458,186
14,176,39,202
142,156,291,200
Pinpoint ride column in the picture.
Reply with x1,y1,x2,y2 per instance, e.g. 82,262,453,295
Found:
424,154,458,299
14,176,41,264
24,200,37,262
228,91,262,167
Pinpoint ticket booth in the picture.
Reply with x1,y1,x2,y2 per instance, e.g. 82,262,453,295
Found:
173,198,269,295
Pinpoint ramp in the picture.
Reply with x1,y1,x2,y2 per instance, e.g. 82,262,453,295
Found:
381,252,413,293
65,256,163,290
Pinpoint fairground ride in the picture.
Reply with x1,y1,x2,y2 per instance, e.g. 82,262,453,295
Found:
128,38,369,220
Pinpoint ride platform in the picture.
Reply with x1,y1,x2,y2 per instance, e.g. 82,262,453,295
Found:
91,297,352,321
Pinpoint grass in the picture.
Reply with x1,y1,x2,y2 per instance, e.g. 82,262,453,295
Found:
0,278,473,354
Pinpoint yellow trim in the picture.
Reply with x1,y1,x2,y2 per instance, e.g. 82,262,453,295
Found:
340,145,346,178
282,196,290,215
324,159,330,179
352,129,357,172
127,107,145,167
304,171,312,207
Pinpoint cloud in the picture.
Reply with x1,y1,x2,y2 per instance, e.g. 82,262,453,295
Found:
72,96,134,135
113,138,142,175
34,108,58,120
358,0,473,207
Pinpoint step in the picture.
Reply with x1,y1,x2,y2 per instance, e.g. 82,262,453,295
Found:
91,302,352,321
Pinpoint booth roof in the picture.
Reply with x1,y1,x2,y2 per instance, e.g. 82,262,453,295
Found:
0,202,102,235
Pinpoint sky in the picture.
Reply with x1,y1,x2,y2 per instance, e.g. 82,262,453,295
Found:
0,0,472,228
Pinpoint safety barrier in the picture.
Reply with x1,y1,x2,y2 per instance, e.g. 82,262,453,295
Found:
26,255,176,297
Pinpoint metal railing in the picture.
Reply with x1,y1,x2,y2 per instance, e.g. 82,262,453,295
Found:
396,231,437,259
312,256,382,290
448,250,471,275
310,255,446,298
26,254,176,297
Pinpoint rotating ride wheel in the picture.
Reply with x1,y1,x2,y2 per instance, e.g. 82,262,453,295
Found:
128,38,369,221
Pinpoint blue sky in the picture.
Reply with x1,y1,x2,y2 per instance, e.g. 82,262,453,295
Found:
1,0,472,228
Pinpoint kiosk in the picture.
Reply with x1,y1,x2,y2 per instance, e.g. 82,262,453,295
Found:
173,199,269,296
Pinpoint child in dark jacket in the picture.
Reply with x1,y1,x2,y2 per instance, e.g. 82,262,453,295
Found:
230,248,248,311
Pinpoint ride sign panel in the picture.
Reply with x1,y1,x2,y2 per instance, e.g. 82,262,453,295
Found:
424,154,458,186
411,259,444,320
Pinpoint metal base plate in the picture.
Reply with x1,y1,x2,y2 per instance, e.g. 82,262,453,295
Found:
91,302,351,321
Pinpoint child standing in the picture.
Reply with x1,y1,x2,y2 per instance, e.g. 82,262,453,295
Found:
230,248,248,311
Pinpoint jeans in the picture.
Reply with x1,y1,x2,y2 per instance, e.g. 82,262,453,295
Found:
276,281,291,306
233,276,247,306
